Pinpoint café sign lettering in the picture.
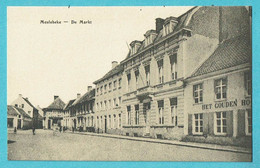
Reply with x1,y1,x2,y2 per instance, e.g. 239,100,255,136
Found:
202,99,251,110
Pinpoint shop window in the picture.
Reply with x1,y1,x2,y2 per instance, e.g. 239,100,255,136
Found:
135,104,139,125
244,71,252,96
193,113,203,134
245,109,252,135
170,97,178,126
215,112,227,135
145,65,150,86
170,53,177,80
157,59,164,84
127,106,131,125
158,100,164,124
193,83,203,103
215,78,227,100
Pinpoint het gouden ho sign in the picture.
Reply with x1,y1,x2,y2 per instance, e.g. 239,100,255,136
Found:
202,99,251,110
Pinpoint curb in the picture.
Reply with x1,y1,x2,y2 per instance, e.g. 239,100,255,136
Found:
66,131,252,154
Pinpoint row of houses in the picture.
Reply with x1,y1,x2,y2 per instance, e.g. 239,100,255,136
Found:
9,6,251,145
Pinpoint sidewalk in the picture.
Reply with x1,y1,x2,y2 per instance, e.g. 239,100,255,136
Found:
65,131,252,154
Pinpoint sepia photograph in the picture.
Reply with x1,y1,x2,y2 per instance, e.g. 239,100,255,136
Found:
6,6,252,161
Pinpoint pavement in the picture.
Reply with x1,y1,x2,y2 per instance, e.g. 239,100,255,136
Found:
8,129,252,161
66,130,252,154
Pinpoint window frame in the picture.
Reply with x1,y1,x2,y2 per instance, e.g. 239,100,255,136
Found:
193,83,203,104
158,100,164,125
214,111,227,135
245,109,252,136
193,113,203,135
170,97,178,126
214,78,227,101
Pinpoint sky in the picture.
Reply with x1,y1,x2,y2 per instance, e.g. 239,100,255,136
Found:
7,6,194,107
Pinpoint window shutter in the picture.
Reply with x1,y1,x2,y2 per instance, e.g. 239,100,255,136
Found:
226,111,233,136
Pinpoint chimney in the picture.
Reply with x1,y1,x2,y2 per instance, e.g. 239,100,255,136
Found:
88,86,92,92
77,93,81,98
156,18,165,33
54,95,59,100
19,94,22,98
112,61,118,69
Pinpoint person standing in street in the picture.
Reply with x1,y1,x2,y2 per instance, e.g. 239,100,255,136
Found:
32,127,35,135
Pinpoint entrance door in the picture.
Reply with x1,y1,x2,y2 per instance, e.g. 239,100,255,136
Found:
17,119,21,129
104,116,107,133
48,120,51,129
143,102,151,134
74,119,76,128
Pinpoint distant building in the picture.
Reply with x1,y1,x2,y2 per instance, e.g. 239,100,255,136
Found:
63,99,75,129
7,105,32,130
11,94,40,128
36,105,44,129
43,96,65,129
93,62,124,134
66,86,95,131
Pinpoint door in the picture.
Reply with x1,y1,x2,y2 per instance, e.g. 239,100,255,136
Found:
17,119,22,129
105,116,107,133
48,120,51,129
144,102,151,134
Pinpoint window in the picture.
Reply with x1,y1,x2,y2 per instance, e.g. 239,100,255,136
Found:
100,102,103,110
104,101,107,109
118,114,122,128
104,84,107,92
170,98,178,126
109,82,112,90
170,54,177,80
97,88,99,94
96,103,99,111
157,59,164,84
158,100,164,124
113,80,117,89
145,65,150,86
193,83,203,103
97,116,99,128
135,104,139,125
135,70,139,89
163,22,174,36
28,111,31,115
244,71,252,96
15,104,18,107
194,113,203,134
215,78,227,100
118,78,122,88
118,97,122,105
113,114,117,128
109,115,111,129
215,112,227,134
108,100,111,108
127,73,131,92
21,104,24,108
113,98,117,107
100,116,103,129
245,109,252,135
127,106,131,125
100,86,103,94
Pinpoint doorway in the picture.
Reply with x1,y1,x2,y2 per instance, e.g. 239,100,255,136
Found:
104,116,107,133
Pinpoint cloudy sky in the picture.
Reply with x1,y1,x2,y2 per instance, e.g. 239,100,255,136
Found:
7,6,193,107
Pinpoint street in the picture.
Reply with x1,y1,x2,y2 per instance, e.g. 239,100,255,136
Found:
8,130,251,161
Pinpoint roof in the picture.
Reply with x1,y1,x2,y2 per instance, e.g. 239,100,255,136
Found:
7,105,19,116
44,97,65,111
77,89,95,104
7,105,31,119
191,34,251,77
124,7,197,60
63,99,76,110
93,64,124,84
22,97,37,110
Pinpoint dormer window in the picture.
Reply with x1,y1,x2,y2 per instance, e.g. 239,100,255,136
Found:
163,17,178,36
130,41,142,55
144,30,157,47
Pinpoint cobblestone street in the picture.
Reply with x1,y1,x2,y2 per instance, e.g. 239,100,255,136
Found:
8,130,251,161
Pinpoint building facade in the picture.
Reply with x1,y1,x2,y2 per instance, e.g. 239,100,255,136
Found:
67,87,95,131
119,6,251,140
7,105,32,130
184,34,251,140
11,94,41,128
93,62,124,134
43,96,65,129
